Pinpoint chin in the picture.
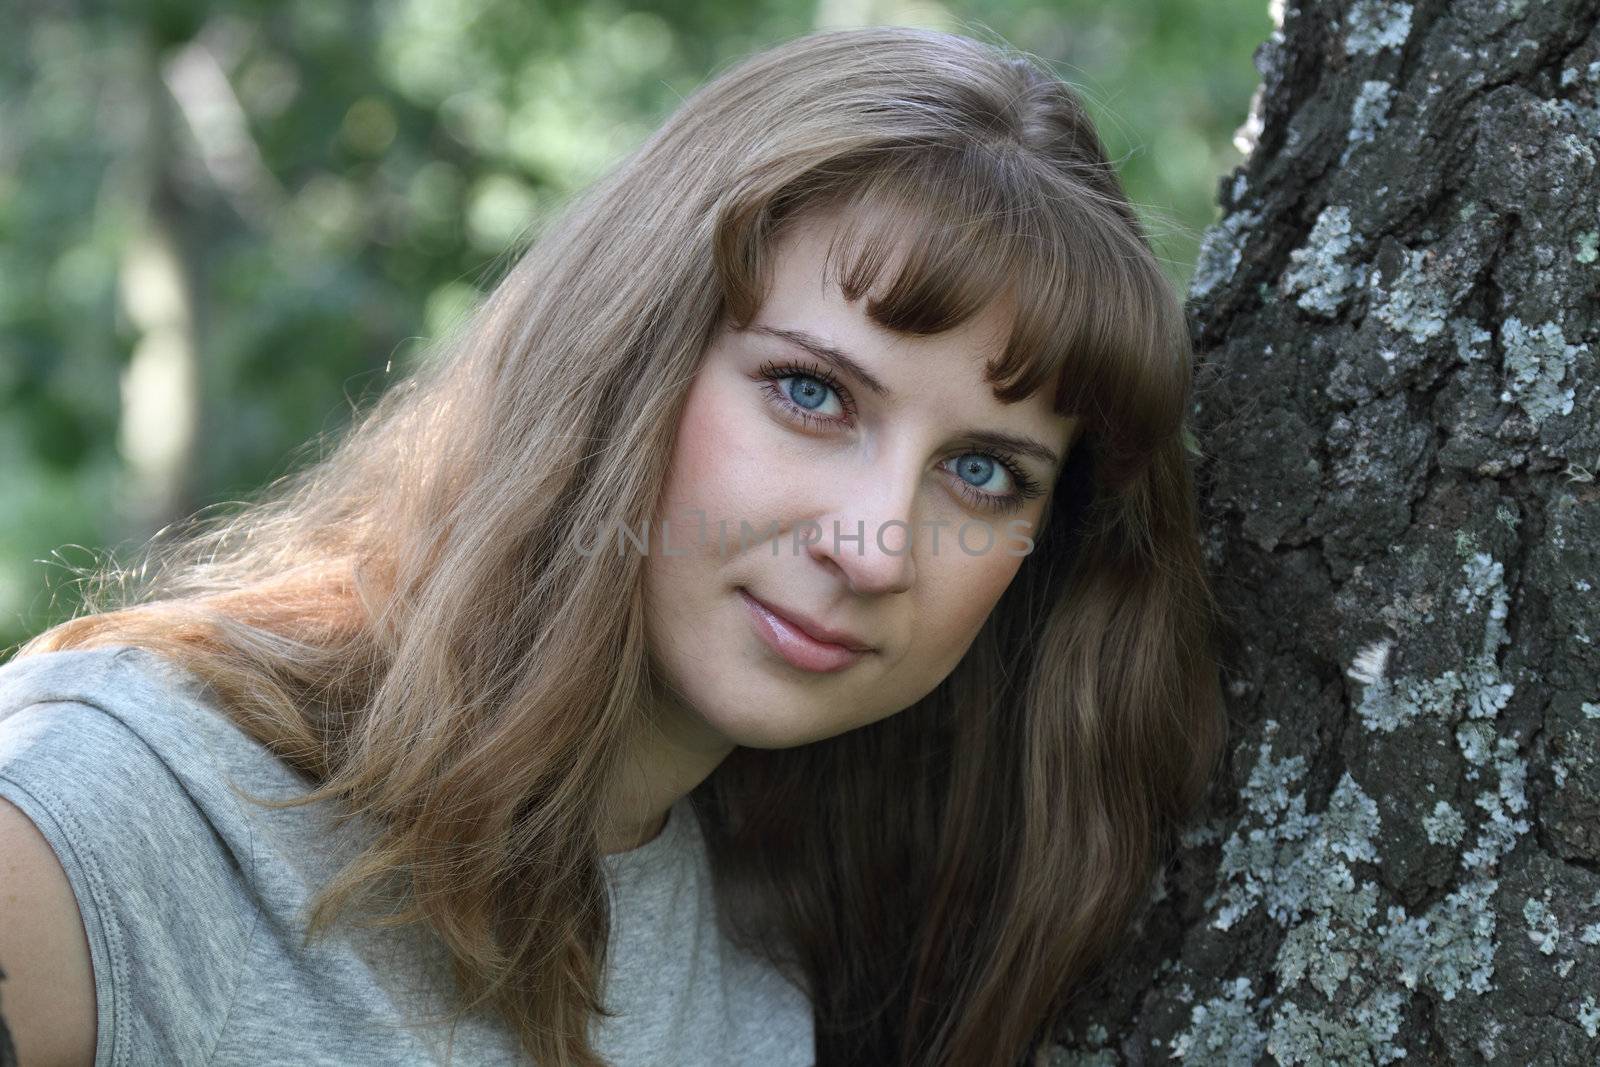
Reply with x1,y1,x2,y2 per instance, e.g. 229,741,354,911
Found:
695,689,851,751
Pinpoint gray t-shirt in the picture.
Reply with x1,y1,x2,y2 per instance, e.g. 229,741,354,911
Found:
0,645,813,1066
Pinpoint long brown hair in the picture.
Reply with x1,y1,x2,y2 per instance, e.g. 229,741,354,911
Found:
19,26,1225,1067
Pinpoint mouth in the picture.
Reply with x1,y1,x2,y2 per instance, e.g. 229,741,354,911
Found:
737,588,873,674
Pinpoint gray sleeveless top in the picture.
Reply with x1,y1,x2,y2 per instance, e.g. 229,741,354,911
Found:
0,646,813,1065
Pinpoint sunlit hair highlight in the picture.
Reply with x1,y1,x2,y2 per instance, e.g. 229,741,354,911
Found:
18,25,1225,1067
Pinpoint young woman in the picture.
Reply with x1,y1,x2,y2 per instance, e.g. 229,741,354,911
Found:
0,24,1226,1067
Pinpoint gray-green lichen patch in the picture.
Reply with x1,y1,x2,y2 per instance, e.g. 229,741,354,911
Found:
1524,893,1562,955
1266,993,1405,1065
1180,819,1224,848
1498,317,1585,423
1555,95,1600,139
1456,551,1511,659
1169,977,1268,1065
1378,878,1499,1000
1369,248,1457,344
1560,60,1600,89
1457,720,1496,766
1460,737,1531,871
1280,206,1366,317
1343,0,1413,56
1189,717,1509,1057
1580,995,1600,1039
1347,552,1514,733
1423,800,1466,846
1576,231,1599,264
1191,209,1261,301
1209,758,1382,932
1277,878,1385,1007
1354,660,1514,734
1453,319,1492,363
1344,80,1396,163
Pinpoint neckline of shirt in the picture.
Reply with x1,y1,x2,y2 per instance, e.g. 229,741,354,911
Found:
601,794,694,875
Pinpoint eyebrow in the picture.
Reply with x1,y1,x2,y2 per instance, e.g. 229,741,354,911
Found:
748,324,1065,468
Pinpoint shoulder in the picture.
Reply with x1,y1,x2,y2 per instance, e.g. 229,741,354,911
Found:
0,644,310,822
0,645,210,767
0,793,96,1067
0,643,218,740
0,645,276,1064
0,645,233,847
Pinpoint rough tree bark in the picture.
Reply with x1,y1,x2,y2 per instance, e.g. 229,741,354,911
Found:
1048,1,1600,1063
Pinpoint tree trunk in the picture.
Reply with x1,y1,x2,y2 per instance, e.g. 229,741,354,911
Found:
1050,1,1600,1063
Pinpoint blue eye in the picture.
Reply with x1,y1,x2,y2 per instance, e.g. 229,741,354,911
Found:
756,360,852,423
950,454,1012,495
786,375,832,411
753,357,1045,516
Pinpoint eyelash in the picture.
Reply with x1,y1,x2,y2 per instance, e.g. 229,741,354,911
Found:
753,358,1045,515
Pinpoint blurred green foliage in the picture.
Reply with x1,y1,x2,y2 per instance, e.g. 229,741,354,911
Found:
0,0,1270,651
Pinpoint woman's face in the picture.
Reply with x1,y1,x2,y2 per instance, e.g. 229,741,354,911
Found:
642,208,1078,753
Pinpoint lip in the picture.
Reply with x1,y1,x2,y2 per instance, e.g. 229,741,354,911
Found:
738,589,874,674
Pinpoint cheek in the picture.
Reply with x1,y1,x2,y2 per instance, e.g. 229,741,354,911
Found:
851,546,1025,734
642,384,728,701
913,532,1029,675
655,375,766,530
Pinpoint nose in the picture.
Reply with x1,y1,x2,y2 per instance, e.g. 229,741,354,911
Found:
806,452,919,597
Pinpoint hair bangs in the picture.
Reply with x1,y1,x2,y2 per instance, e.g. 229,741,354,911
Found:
1003,192,1193,487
